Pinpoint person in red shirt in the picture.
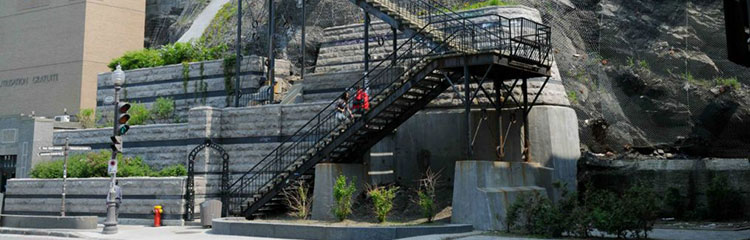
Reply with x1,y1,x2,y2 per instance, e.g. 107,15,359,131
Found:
352,86,370,116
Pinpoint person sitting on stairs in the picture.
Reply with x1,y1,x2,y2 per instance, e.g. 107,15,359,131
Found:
352,86,370,117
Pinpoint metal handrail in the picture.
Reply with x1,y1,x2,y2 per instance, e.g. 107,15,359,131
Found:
226,1,553,215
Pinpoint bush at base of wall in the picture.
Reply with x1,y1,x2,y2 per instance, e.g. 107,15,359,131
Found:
31,150,187,178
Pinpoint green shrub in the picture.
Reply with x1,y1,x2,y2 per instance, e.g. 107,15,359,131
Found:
706,175,745,220
152,164,188,177
506,191,565,237
108,49,164,71
638,60,649,70
627,57,636,68
76,108,98,129
128,102,150,125
108,41,227,71
714,77,741,90
332,175,357,221
159,42,199,65
151,97,175,122
30,151,186,178
368,185,398,223
567,91,578,104
506,183,661,238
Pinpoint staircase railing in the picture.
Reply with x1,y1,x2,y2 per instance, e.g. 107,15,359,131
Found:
226,2,553,216
226,14,469,216
363,0,552,66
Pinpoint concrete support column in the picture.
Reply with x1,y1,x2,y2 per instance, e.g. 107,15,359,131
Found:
527,106,580,193
311,163,367,220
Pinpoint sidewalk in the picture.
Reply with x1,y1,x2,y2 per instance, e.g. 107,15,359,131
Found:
0,224,279,240
2,225,749,240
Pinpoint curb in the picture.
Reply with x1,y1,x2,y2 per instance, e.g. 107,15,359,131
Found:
212,218,474,240
0,227,85,238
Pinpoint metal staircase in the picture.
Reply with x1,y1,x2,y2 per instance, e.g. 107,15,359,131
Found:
226,0,553,218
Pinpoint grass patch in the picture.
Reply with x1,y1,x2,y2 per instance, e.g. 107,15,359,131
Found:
567,91,578,104
714,77,741,90
452,0,517,11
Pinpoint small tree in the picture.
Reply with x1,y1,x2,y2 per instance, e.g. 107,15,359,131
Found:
333,175,356,221
284,180,312,219
416,168,441,222
368,185,399,223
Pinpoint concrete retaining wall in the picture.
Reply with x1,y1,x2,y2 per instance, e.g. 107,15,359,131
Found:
95,56,292,121
2,177,204,226
51,103,327,200
580,157,750,217
1,215,97,229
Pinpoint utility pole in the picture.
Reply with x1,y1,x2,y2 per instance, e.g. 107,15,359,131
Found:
39,138,92,217
235,0,242,107
268,0,276,103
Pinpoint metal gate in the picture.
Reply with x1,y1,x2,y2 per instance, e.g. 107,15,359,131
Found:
0,155,16,193
185,139,229,221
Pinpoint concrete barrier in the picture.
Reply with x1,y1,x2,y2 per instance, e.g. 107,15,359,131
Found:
1,214,97,229
3,177,205,226
212,218,473,240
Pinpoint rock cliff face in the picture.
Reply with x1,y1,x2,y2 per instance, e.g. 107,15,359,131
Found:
538,0,749,157
145,0,749,157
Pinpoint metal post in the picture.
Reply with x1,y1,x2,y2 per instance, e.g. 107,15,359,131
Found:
392,27,397,66
301,0,306,81
521,78,531,162
495,79,504,161
103,85,120,234
267,0,276,103
235,0,242,107
464,62,472,159
364,12,371,90
61,137,69,216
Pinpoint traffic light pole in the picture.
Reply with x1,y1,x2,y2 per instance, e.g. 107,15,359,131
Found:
61,137,69,217
103,85,120,235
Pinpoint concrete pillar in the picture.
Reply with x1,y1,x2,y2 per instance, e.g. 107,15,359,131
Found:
187,107,224,203
451,160,550,231
528,106,581,193
311,163,366,221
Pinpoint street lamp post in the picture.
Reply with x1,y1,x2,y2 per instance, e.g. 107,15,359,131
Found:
103,65,125,234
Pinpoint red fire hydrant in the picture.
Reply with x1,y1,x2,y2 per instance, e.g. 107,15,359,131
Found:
153,205,163,227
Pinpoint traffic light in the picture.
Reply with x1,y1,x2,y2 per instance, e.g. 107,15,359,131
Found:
116,102,131,136
111,136,123,153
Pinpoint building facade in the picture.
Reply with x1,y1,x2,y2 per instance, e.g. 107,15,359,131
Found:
0,0,146,118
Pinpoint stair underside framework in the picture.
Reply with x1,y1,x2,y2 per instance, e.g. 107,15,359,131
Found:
225,0,554,218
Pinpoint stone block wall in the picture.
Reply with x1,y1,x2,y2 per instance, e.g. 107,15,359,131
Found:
95,56,292,121
3,177,205,226
51,103,327,202
580,158,750,217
